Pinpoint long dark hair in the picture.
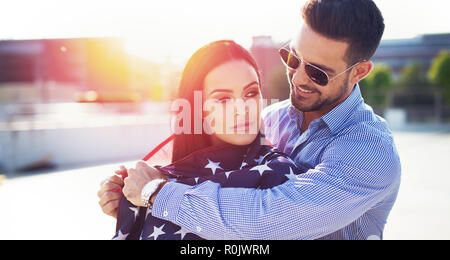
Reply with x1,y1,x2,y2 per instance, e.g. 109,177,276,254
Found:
172,40,261,162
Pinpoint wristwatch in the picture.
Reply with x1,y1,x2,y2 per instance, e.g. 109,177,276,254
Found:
141,179,166,208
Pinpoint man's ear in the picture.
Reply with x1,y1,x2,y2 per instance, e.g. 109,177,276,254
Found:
350,60,373,86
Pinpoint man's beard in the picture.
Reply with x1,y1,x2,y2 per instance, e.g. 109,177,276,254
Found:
289,74,350,113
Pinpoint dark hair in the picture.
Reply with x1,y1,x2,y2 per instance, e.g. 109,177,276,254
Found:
172,40,261,162
302,0,385,64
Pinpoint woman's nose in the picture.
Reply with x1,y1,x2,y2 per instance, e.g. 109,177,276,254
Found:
234,99,247,116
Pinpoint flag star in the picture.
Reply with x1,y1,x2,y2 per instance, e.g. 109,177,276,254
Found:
224,171,233,179
174,226,191,240
285,167,298,181
148,224,166,240
250,162,272,176
240,161,248,169
113,229,129,240
204,158,223,175
129,206,139,220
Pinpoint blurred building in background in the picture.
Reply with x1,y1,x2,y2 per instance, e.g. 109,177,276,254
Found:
249,36,289,101
1,33,449,173
0,37,177,105
249,33,450,101
372,33,450,76
0,37,176,173
0,38,126,103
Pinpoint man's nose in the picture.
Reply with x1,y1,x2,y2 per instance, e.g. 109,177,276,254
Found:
291,65,310,86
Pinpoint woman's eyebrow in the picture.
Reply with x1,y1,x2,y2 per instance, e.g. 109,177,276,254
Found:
291,47,336,74
209,81,259,95
243,81,259,91
209,89,233,95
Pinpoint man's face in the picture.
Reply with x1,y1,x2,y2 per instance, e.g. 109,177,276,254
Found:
288,24,353,114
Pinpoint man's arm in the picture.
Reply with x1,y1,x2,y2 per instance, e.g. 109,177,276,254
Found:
151,134,401,239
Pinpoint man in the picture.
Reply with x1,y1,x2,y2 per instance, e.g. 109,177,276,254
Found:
98,0,401,240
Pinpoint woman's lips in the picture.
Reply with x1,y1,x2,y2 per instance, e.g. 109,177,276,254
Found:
230,121,255,132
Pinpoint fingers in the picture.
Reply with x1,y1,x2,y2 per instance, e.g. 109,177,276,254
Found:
111,174,125,186
136,160,147,167
100,198,120,218
126,168,137,177
97,175,124,198
98,191,121,219
122,178,133,198
110,187,122,193
100,174,124,188
98,165,129,218
135,160,151,171
98,187,121,218
99,190,122,206
122,177,138,200
133,161,164,178
115,165,128,179
106,209,118,219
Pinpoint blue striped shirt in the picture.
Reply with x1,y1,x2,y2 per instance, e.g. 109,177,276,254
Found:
152,84,401,240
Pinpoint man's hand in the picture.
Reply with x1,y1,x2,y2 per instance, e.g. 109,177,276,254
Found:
123,160,167,207
98,165,127,218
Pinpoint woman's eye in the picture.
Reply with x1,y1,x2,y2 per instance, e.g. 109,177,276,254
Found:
245,91,259,98
215,97,231,103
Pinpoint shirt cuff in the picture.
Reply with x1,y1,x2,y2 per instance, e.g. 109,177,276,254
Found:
151,181,192,224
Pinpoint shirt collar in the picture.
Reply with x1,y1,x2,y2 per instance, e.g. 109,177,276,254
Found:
286,84,364,134
287,104,302,120
321,84,364,134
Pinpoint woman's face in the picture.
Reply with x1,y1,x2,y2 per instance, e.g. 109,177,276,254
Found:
203,60,262,146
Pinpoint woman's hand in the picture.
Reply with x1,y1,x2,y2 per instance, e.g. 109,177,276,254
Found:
123,161,168,207
97,166,126,218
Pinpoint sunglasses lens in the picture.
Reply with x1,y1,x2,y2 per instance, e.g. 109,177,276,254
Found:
279,49,299,70
305,65,328,86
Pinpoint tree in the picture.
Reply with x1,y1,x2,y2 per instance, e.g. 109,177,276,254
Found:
399,62,428,88
394,62,433,107
360,64,394,110
429,50,450,106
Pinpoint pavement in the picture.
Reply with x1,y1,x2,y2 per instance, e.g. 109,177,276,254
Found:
383,131,450,240
1,131,449,240
0,161,125,239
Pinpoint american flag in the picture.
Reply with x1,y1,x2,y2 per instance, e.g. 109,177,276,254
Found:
113,134,301,240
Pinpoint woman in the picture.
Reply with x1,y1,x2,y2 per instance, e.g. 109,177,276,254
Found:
111,40,301,240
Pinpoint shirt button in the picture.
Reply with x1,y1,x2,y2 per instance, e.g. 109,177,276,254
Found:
196,226,202,232
163,211,168,217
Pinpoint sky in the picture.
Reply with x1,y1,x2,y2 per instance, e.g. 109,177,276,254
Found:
1,0,449,64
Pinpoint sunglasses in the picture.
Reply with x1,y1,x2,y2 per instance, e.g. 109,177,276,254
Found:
279,45,364,86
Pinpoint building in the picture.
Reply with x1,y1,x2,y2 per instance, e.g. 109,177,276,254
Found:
0,37,133,103
249,36,289,101
372,33,450,75
249,33,450,96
